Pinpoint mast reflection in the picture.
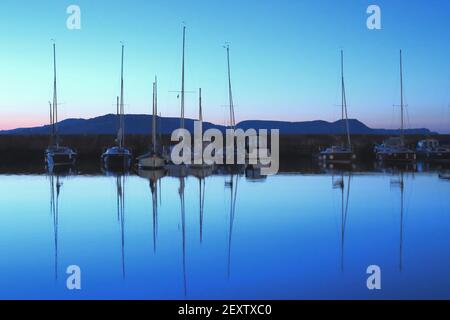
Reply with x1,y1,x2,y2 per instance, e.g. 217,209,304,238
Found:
178,176,187,296
332,172,351,272
115,174,126,278
391,171,405,271
226,174,239,279
137,168,166,253
49,173,61,280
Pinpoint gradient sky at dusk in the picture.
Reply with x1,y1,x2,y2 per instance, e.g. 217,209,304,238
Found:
0,0,449,132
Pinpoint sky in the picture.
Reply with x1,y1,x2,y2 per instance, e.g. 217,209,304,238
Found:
0,0,449,132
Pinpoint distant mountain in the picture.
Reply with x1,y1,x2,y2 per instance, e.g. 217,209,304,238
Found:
0,114,434,136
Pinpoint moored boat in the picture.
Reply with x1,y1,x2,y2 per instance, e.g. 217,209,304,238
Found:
45,42,77,167
375,50,416,163
416,139,450,162
102,44,132,170
137,77,165,169
320,51,355,164
320,146,355,163
375,137,416,162
46,146,77,166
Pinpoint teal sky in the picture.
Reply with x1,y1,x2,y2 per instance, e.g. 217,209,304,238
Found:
0,0,449,132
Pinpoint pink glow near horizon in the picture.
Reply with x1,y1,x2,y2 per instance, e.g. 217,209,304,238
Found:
0,115,48,131
0,112,447,133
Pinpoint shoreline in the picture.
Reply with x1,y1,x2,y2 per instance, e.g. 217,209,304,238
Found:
0,134,448,174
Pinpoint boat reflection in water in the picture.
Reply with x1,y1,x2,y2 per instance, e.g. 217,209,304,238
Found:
116,174,127,278
390,171,408,271
104,170,128,278
47,166,75,280
188,166,213,242
331,172,351,272
137,168,166,252
226,174,239,279
374,160,417,174
178,176,187,296
48,172,61,280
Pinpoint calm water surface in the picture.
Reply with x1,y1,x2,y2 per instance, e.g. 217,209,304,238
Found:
0,167,449,299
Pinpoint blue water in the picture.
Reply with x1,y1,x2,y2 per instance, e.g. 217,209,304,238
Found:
0,170,449,299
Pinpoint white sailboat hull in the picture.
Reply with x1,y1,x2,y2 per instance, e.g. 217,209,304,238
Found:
138,155,165,169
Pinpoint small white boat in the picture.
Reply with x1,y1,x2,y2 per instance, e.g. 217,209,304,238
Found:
375,137,416,162
138,152,165,169
102,146,132,168
416,139,450,162
137,167,166,181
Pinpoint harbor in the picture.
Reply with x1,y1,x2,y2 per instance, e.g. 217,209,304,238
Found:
0,0,449,303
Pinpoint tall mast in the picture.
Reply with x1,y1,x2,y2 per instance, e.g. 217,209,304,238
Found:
225,44,236,129
399,50,404,146
52,42,58,147
116,96,120,143
199,88,202,122
119,43,125,148
49,101,53,144
152,77,158,154
180,26,186,130
341,50,351,148
158,112,162,150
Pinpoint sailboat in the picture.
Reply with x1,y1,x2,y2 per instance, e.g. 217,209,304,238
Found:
320,50,355,164
375,50,416,162
416,138,450,162
102,44,132,170
216,44,246,174
45,42,77,167
137,77,166,169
